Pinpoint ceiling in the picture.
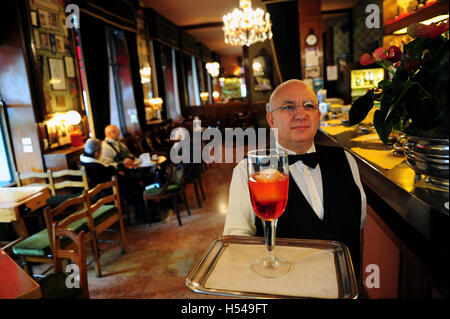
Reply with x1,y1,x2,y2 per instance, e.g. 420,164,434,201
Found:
140,0,359,68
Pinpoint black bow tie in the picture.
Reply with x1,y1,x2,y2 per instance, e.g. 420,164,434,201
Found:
288,152,320,168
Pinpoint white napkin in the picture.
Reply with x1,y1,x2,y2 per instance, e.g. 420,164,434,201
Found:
139,152,151,164
204,243,339,298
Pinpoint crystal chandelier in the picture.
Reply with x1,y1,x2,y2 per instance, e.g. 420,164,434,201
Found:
206,62,220,77
223,0,273,47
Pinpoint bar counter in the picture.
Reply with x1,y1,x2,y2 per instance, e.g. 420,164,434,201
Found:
316,118,448,297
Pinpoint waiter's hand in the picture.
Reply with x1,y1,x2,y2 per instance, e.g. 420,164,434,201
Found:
123,157,135,168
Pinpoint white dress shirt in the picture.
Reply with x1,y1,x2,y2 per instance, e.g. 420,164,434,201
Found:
223,143,366,236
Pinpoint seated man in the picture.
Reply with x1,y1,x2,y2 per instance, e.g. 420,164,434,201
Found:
101,124,136,168
80,138,149,224
223,79,366,280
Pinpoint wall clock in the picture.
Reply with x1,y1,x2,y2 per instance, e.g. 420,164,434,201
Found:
305,33,318,46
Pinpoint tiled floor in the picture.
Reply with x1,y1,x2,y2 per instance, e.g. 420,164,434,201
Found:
86,162,235,299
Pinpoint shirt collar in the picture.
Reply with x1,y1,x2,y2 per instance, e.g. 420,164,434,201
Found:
80,154,108,166
105,137,119,144
276,142,316,155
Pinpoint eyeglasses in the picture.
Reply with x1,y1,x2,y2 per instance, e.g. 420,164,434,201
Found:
269,102,318,115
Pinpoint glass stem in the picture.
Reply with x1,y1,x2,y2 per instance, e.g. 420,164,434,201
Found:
263,220,276,261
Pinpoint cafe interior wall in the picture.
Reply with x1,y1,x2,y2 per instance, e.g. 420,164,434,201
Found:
0,0,46,176
351,0,383,62
28,0,88,151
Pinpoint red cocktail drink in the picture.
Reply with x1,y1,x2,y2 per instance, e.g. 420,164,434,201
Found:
248,170,289,221
247,149,291,278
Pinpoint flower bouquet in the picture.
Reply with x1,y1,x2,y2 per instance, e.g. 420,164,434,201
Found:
349,22,449,144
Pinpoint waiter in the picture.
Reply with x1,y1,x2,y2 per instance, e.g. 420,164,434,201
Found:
223,79,366,279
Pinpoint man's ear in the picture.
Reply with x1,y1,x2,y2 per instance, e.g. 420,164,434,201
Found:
266,112,274,128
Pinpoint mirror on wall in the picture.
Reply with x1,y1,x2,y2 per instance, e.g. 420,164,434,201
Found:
252,54,273,92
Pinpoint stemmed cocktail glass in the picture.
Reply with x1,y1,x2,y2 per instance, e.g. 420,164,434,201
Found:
247,149,291,278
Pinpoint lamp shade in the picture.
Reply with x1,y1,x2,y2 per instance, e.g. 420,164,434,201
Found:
65,110,82,125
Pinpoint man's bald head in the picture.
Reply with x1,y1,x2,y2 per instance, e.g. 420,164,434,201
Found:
267,79,317,112
265,79,321,154
105,125,120,140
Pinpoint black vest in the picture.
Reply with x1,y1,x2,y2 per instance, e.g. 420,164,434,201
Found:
255,144,362,279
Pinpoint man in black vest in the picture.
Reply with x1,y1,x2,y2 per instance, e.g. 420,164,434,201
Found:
223,79,366,281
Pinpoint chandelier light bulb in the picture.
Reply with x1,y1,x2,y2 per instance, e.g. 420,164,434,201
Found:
206,62,220,77
223,0,273,47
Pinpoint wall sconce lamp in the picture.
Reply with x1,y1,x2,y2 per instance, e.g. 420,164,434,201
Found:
200,92,209,105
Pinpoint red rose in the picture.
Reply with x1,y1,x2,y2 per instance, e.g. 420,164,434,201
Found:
386,46,402,63
421,49,432,63
373,47,388,61
403,59,421,72
360,53,375,66
407,22,449,38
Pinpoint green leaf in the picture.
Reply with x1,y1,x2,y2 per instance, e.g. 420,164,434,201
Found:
377,79,391,89
349,90,374,126
373,109,393,145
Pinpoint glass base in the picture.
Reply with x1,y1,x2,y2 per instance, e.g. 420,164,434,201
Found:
251,256,292,278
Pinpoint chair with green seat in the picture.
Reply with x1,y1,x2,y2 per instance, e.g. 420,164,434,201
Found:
47,167,89,209
14,170,55,232
15,167,89,212
12,194,101,278
143,162,191,226
38,224,89,299
84,176,126,277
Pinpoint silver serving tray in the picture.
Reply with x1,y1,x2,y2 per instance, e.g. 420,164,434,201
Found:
186,235,359,299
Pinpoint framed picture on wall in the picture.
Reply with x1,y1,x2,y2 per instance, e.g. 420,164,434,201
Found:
30,10,39,27
48,57,66,90
305,66,320,79
47,124,59,148
64,56,75,78
68,78,77,94
34,30,41,49
49,34,57,54
38,31,50,50
56,95,65,107
33,0,60,12
55,35,64,53
38,9,50,29
48,12,59,31
57,123,71,146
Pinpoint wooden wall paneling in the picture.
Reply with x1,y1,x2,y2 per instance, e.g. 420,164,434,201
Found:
175,50,188,118
198,43,213,63
179,30,199,57
242,45,252,103
0,0,44,174
144,8,179,49
363,205,401,298
298,0,323,79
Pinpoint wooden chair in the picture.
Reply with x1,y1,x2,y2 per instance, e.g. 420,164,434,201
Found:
15,167,89,210
84,176,126,277
143,162,191,226
184,163,206,208
38,225,89,299
12,194,100,277
15,170,55,195
52,167,89,193
48,167,90,209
